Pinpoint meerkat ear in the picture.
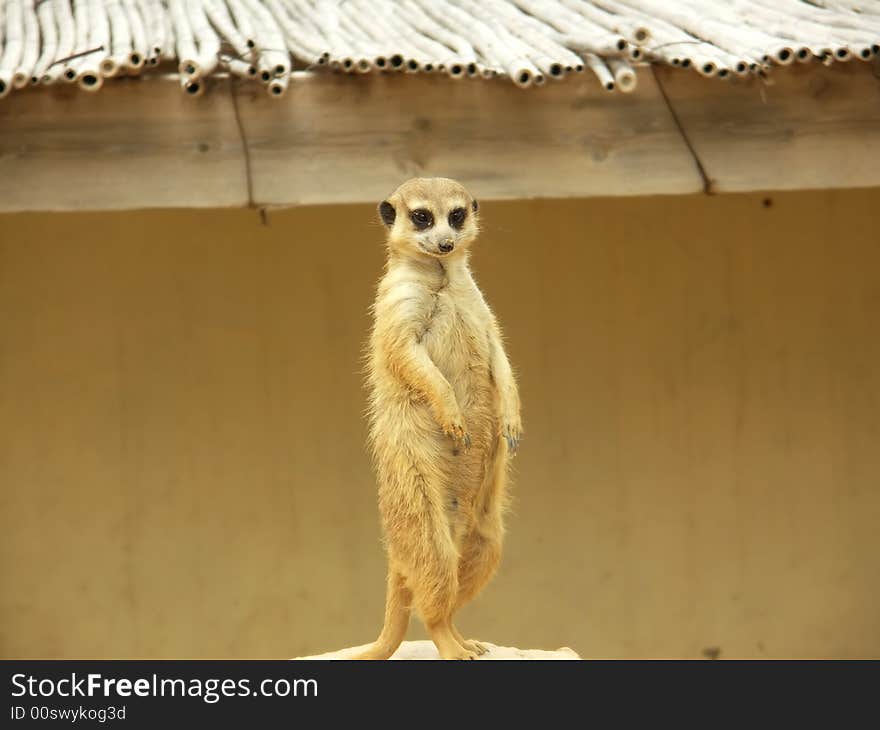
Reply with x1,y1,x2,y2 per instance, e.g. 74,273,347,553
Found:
379,200,396,227
472,199,479,213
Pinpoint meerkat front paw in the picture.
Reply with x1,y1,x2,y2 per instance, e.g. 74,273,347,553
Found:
500,418,522,455
443,419,472,451
437,398,471,450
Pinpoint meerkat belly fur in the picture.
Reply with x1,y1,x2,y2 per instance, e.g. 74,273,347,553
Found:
355,178,522,660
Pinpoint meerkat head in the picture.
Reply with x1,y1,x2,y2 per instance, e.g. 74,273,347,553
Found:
378,177,480,260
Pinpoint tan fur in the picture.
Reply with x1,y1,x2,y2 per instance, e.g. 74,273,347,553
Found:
354,178,522,660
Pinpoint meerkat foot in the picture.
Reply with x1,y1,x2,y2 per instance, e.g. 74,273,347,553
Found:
444,647,480,660
435,638,480,660
460,639,488,655
472,639,488,655
428,620,480,660
451,625,488,655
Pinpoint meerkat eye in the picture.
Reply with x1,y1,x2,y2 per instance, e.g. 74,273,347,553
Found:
448,207,467,230
410,208,434,230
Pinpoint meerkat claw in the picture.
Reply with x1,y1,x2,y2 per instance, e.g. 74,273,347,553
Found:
503,427,521,455
446,424,471,452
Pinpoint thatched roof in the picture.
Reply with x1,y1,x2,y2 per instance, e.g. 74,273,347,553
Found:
0,0,878,98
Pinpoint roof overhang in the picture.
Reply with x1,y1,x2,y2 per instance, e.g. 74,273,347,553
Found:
1,62,878,213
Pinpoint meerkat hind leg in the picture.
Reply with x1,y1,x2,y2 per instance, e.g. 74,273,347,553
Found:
448,466,506,657
408,535,479,660
415,562,480,659
351,571,412,660
448,532,500,657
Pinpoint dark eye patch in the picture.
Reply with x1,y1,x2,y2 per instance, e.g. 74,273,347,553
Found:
410,208,434,230
448,207,467,229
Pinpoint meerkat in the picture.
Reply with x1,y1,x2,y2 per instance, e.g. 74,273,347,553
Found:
354,177,522,660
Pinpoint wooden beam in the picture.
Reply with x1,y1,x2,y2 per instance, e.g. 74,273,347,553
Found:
0,64,878,213
654,62,880,194
232,70,702,206
0,70,701,212
0,76,249,212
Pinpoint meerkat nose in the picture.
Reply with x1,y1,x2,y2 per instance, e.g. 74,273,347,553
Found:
439,239,455,253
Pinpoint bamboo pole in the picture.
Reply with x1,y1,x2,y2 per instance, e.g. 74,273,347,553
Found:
0,0,24,97
584,51,615,90
74,0,105,91
185,0,220,80
606,56,636,91
32,0,58,84
61,0,92,82
101,0,130,78
12,0,37,89
225,0,256,50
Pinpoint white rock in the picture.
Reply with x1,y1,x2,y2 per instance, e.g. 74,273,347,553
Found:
295,640,580,660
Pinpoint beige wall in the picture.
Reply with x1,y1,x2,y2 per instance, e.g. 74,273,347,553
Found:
1,189,878,659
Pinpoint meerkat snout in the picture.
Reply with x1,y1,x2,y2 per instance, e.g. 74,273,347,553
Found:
438,238,455,253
